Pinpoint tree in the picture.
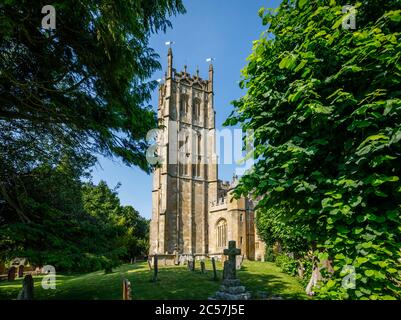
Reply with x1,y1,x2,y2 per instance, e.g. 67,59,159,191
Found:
0,0,185,187
226,0,401,299
0,0,182,270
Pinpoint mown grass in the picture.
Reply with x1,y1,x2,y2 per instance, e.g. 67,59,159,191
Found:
0,260,308,300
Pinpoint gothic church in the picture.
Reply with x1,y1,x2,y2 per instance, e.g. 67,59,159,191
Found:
149,49,265,261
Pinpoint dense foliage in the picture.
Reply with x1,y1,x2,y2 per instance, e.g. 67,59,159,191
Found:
0,0,185,176
0,155,149,272
0,0,180,272
256,207,309,255
226,0,401,299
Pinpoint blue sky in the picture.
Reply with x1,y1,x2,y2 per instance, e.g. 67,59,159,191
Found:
91,0,281,219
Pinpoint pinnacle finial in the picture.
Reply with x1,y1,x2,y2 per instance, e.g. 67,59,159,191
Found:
196,66,199,78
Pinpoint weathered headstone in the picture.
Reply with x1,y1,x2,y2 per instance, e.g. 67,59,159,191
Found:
153,255,158,282
191,256,196,271
122,279,132,300
147,258,152,270
211,257,218,281
187,260,193,271
179,255,186,265
17,274,34,300
174,251,180,265
236,255,244,270
200,260,206,274
223,241,241,280
7,266,16,281
18,265,24,278
210,241,251,300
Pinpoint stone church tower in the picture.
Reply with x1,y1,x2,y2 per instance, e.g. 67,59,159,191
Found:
149,48,217,255
149,49,265,261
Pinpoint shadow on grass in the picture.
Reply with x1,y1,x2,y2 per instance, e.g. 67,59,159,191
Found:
0,262,308,300
239,266,306,300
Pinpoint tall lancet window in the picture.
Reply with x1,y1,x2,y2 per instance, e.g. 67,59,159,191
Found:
196,134,201,177
180,94,188,118
216,219,227,249
193,98,201,121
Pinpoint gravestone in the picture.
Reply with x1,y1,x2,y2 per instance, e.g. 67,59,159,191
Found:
236,255,244,270
209,241,251,300
187,260,193,271
223,241,241,280
122,279,132,300
153,255,158,282
147,259,152,270
18,265,24,278
17,275,34,300
179,255,186,265
191,256,196,271
211,257,218,281
7,266,16,281
174,251,180,265
200,261,206,274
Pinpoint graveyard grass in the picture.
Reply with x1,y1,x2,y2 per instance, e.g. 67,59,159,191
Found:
0,261,308,300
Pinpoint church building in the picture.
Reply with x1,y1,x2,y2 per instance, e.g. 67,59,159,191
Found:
149,49,265,262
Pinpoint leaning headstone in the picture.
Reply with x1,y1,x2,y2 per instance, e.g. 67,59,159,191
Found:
211,257,218,281
153,255,158,282
17,274,34,300
209,241,251,300
200,261,206,274
122,279,132,300
7,266,16,281
18,265,24,278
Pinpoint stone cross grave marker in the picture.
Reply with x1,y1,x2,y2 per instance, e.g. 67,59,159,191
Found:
153,255,158,282
122,279,132,300
211,257,218,281
223,240,241,280
17,274,34,300
7,266,16,281
200,260,205,274
18,265,24,278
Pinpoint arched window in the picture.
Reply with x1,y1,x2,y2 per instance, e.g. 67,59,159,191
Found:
216,219,227,249
180,94,188,116
197,134,201,155
193,98,201,121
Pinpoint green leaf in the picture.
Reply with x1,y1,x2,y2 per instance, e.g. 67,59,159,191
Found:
298,0,308,9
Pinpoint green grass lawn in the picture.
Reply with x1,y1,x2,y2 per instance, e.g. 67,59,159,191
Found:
0,260,308,300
